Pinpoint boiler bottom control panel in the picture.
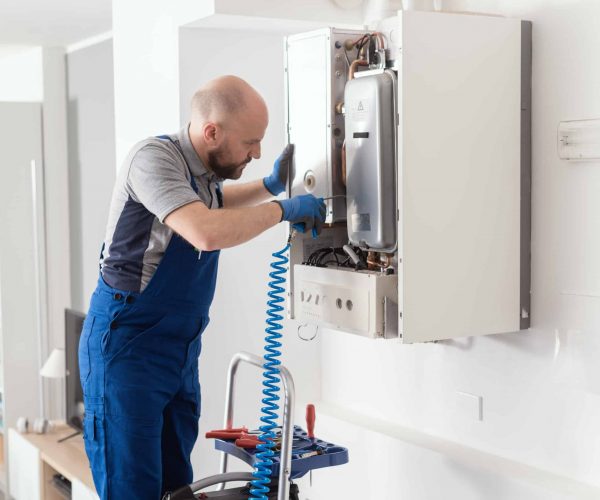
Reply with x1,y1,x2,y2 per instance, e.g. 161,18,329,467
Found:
292,265,398,339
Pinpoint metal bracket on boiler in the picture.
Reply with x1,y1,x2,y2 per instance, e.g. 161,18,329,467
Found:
383,296,398,339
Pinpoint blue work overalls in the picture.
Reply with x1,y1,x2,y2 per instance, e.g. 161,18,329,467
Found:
79,137,221,499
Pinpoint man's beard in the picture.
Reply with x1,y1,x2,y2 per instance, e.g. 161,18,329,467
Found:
207,149,250,180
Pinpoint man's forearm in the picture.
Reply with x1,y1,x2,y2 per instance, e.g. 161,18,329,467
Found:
205,202,282,249
222,179,274,208
165,200,283,251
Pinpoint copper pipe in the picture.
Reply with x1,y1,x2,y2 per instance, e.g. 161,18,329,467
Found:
373,32,385,49
349,59,368,80
381,253,394,269
367,251,380,271
367,252,394,271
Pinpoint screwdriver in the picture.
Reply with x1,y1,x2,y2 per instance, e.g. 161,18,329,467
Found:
306,404,315,441
306,404,316,487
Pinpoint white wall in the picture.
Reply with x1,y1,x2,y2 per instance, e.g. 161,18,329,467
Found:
0,46,43,101
0,101,44,457
113,1,600,498
0,45,71,420
112,0,215,165
66,39,116,312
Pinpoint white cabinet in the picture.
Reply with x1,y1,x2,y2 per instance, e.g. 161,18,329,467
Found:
73,478,100,500
8,426,97,500
8,429,41,500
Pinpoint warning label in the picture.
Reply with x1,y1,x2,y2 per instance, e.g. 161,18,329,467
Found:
351,98,369,120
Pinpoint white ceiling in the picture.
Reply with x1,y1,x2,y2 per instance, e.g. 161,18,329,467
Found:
0,0,111,46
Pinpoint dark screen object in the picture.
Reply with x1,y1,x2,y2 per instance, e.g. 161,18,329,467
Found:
52,474,72,496
65,308,85,431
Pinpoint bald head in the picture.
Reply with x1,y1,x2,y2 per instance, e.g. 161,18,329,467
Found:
190,75,267,127
188,75,269,181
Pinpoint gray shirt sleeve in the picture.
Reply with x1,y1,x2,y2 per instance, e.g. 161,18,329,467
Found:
126,142,204,222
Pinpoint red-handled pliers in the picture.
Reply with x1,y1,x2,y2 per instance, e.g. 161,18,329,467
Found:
205,427,254,439
234,435,276,449
205,427,268,449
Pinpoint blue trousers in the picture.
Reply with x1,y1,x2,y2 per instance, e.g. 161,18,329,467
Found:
80,277,208,499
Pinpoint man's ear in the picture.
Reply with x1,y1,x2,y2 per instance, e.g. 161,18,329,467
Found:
203,122,220,145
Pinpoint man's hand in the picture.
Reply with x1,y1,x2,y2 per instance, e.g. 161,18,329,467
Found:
263,144,294,196
274,194,326,238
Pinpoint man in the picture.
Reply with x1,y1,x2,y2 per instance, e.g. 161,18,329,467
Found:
79,75,325,499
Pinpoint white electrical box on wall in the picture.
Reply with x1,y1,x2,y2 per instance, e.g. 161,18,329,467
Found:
285,11,532,343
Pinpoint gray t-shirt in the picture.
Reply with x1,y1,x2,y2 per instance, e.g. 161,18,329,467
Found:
100,125,223,292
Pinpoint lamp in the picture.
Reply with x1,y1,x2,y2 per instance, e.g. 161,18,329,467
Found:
40,348,65,378
41,348,82,442
40,348,71,439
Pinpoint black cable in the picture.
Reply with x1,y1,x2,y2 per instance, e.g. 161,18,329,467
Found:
316,247,338,266
355,35,367,57
314,248,331,264
356,34,370,56
304,247,354,268
368,34,376,65
304,247,331,266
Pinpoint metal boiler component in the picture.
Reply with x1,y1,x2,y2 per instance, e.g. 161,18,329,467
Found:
285,28,367,223
303,170,317,192
285,13,532,344
344,69,397,252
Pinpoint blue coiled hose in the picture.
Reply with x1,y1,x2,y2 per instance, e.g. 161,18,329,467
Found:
250,243,291,499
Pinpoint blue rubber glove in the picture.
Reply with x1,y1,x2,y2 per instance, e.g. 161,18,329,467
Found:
263,144,294,196
274,194,326,238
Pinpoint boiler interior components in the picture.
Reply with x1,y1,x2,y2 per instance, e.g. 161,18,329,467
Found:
345,69,397,252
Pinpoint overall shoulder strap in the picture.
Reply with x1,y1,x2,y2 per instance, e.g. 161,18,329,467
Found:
155,135,198,192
